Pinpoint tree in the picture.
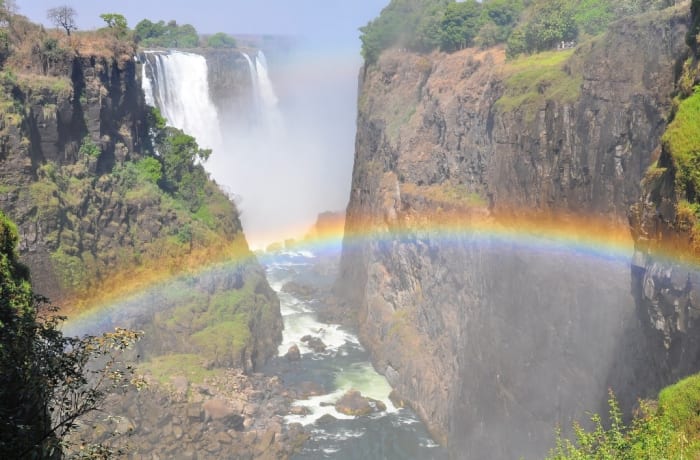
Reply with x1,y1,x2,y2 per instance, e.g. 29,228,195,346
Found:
207,32,236,48
522,0,577,53
100,13,127,30
0,211,144,458
0,0,18,27
47,5,76,36
439,0,483,52
158,127,211,210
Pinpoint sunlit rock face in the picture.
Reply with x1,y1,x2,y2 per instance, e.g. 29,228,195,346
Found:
338,6,690,459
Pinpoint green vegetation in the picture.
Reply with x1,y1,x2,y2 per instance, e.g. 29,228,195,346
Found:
78,136,100,157
0,211,143,458
134,19,237,49
401,182,486,208
206,32,237,48
359,0,676,64
663,88,700,202
99,13,129,39
548,374,700,459
496,49,582,121
140,354,223,386
134,19,199,48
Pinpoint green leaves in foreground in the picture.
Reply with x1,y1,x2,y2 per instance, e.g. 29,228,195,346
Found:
547,388,692,460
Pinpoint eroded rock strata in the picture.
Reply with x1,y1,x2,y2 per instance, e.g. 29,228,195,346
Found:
338,6,690,458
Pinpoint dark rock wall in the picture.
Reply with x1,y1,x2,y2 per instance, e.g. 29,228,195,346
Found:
0,56,149,297
339,6,690,459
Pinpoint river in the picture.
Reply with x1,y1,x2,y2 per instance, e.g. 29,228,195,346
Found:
261,249,448,459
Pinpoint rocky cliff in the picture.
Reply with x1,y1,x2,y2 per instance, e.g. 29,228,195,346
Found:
339,5,690,459
629,2,700,401
0,37,282,371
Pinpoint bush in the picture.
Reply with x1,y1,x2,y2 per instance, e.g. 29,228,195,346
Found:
78,136,100,157
135,157,162,184
206,32,236,48
547,390,680,460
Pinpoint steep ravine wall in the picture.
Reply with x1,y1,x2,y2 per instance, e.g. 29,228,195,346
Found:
338,6,690,459
0,50,282,370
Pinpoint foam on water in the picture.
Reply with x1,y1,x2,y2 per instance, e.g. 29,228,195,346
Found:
334,362,396,411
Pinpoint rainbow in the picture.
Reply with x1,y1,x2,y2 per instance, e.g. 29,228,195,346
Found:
62,209,698,337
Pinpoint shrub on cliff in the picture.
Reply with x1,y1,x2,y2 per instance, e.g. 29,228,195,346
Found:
548,377,700,459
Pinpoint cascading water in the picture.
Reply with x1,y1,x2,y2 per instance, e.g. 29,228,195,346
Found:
141,51,223,152
245,50,284,132
139,46,448,458
242,53,261,121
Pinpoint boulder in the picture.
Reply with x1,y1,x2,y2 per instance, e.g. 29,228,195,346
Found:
202,398,234,421
334,389,386,416
285,344,301,361
297,380,325,398
315,414,338,425
300,335,327,353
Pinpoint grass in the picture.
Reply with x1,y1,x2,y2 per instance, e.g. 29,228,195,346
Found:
658,373,700,455
16,73,72,101
663,89,700,199
191,316,252,364
139,353,223,386
496,49,582,122
401,182,486,208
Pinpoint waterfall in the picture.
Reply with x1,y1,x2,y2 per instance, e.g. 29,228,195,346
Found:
141,50,222,152
242,52,261,118
254,51,279,110
140,47,314,247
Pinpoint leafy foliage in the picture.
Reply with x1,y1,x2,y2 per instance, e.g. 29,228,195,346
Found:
133,19,199,48
438,1,483,52
99,13,127,30
99,13,129,40
206,32,237,48
157,128,211,211
359,0,677,63
0,211,144,458
548,392,677,459
360,0,451,63
547,375,700,460
78,136,100,157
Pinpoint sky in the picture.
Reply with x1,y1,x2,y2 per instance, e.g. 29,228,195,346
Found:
20,0,387,49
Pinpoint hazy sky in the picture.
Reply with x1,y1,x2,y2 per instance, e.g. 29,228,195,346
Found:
20,0,387,48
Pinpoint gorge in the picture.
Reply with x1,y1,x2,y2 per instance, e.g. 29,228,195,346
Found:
4,1,700,459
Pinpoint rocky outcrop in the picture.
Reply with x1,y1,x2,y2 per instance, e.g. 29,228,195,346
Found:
68,370,308,460
338,5,690,459
0,55,148,297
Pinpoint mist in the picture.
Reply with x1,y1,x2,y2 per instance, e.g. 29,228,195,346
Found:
205,40,363,248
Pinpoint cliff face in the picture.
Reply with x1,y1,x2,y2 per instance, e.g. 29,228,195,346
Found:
339,6,689,458
0,49,282,370
0,56,147,296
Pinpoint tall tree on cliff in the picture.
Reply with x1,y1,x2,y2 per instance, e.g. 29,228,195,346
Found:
47,5,77,36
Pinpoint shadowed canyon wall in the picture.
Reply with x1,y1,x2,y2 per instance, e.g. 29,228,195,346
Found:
338,5,691,458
